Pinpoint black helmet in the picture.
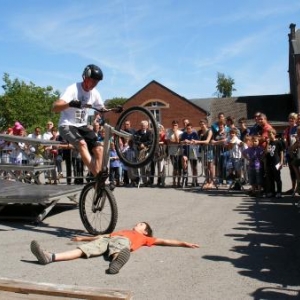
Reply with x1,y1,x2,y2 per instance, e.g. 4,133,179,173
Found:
82,64,103,81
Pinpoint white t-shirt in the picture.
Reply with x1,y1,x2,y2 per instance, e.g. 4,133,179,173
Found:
42,131,53,140
58,82,104,127
226,136,243,158
166,129,183,155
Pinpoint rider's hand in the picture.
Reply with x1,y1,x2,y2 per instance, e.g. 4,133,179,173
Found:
69,100,82,108
114,105,123,113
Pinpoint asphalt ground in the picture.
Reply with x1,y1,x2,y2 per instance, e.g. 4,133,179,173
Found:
0,166,300,299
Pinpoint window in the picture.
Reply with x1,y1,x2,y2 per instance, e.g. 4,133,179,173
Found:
150,109,161,124
143,100,168,125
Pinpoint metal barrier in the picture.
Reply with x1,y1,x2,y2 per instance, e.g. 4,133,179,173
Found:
0,145,56,184
115,144,248,190
50,144,248,189
0,141,248,188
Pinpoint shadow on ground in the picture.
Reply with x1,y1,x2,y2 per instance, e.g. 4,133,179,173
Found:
201,195,300,298
0,203,86,238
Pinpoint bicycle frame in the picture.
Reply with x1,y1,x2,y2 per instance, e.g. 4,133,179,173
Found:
101,123,132,171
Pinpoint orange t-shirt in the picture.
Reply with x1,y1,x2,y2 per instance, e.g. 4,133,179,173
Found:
111,230,157,251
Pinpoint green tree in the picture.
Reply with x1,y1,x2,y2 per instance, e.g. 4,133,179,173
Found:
215,72,236,98
104,97,127,108
0,73,60,133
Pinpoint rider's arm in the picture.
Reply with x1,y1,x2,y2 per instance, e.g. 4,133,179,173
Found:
52,99,70,113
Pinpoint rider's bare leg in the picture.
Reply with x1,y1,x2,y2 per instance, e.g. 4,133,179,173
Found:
91,145,103,175
77,140,101,176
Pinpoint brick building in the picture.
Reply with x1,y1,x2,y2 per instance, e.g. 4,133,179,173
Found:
105,80,207,129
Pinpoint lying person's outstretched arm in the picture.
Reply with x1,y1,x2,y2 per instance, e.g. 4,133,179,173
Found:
154,238,199,248
71,234,110,242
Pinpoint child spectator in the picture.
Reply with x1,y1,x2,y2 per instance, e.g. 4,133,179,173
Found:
242,136,264,197
225,128,243,188
118,138,129,186
264,128,284,198
124,140,139,186
238,117,250,142
109,142,121,188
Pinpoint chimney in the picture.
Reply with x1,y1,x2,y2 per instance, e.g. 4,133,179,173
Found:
290,23,296,40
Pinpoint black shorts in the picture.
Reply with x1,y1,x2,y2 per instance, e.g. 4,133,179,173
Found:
59,125,99,153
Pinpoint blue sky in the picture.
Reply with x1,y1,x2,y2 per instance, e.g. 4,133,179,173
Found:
0,0,299,101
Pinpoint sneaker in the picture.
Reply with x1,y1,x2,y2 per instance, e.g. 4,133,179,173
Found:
267,193,274,198
30,240,52,265
275,193,282,198
109,183,115,191
95,169,109,184
283,189,294,195
106,248,130,274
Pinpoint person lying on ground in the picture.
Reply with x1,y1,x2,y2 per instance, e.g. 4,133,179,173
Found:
30,222,199,275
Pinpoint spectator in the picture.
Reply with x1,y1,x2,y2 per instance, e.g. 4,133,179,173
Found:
224,128,243,187
257,113,273,149
43,121,54,140
135,120,154,186
238,117,250,142
12,121,24,136
92,121,101,141
242,135,264,197
194,119,214,189
283,112,298,194
72,148,84,185
290,126,300,194
211,121,227,183
249,112,262,136
57,135,73,185
180,123,199,187
181,118,190,132
211,112,227,135
166,120,183,188
264,128,284,198
123,120,136,135
28,127,44,162
155,124,167,187
109,142,121,188
225,116,240,138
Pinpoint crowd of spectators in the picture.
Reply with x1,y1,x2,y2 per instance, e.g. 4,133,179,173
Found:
1,111,300,199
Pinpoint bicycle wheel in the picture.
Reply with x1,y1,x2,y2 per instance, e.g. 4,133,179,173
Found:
115,106,158,168
79,182,118,235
